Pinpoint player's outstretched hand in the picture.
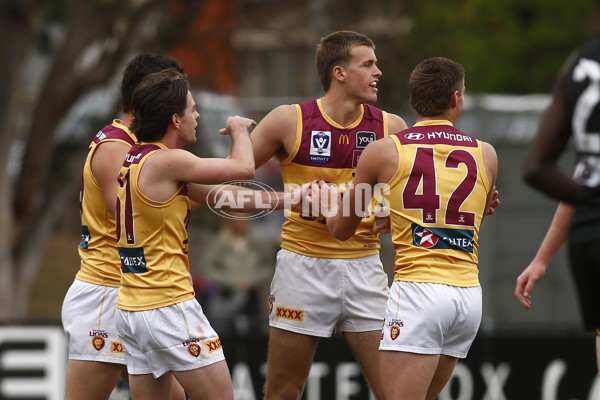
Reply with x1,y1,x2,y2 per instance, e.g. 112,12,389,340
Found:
514,259,547,309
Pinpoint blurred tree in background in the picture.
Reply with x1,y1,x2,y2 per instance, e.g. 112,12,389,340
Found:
373,0,600,110
405,0,598,93
0,0,208,321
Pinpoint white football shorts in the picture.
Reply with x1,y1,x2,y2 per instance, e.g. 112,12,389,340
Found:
268,249,389,337
61,279,125,364
380,281,482,358
115,298,225,378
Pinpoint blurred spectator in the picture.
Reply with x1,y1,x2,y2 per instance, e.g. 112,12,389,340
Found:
199,214,277,334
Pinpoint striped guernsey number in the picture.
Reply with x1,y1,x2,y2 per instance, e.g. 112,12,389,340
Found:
402,147,477,226
572,58,600,186
116,169,136,245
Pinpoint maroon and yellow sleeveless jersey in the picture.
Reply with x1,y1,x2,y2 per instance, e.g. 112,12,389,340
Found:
280,98,389,258
386,121,491,287
115,142,194,311
76,120,136,287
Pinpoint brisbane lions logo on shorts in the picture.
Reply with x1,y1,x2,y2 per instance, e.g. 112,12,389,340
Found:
90,329,108,351
388,319,404,341
183,337,201,357
268,295,275,315
188,342,201,357
91,335,105,351
390,325,400,341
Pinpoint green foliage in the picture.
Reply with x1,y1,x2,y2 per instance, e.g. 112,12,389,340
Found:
402,0,600,94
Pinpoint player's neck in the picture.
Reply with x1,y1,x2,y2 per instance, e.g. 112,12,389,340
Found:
416,110,457,125
320,93,363,128
121,112,134,129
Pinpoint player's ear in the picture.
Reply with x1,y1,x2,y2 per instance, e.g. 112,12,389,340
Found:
333,66,346,82
450,91,459,108
171,114,180,128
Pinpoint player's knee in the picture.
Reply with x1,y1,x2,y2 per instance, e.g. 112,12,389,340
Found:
263,380,304,400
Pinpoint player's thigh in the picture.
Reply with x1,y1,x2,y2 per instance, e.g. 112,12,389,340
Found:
265,327,319,389
380,351,440,400
129,372,174,400
64,359,124,400
345,330,384,399
427,354,459,400
174,360,233,400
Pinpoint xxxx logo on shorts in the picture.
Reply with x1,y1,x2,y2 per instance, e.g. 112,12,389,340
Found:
111,341,123,353
183,337,201,357
89,329,108,351
205,338,222,353
276,306,303,321
268,295,275,315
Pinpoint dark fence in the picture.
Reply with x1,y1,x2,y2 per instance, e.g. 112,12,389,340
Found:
1,325,597,399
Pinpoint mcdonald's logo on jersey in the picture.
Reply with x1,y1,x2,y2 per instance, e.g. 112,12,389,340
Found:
339,134,349,145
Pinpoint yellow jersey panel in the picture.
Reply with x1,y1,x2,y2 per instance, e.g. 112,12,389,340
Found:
280,99,388,258
386,121,490,287
76,120,136,287
115,143,194,311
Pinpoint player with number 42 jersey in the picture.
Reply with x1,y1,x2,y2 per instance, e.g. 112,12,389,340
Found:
387,121,491,288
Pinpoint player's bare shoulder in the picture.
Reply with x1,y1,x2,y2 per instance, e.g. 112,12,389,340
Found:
387,112,409,134
480,140,498,186
252,104,299,163
257,104,297,133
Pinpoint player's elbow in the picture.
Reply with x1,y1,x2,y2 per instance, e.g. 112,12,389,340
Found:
523,159,544,187
234,161,255,181
239,166,255,181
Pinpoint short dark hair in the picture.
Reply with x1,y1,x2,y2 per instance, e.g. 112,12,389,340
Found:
316,30,375,92
130,68,190,142
409,57,465,117
120,54,184,113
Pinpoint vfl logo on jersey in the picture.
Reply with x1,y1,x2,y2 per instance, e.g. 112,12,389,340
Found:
411,224,474,253
80,225,91,249
118,247,148,273
310,131,331,163
276,306,304,321
404,132,425,140
356,131,376,148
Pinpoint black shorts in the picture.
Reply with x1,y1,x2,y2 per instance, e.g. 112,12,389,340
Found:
568,240,600,331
